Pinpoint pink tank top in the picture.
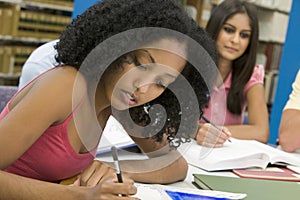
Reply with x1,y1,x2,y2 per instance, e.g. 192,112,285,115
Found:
1,70,97,182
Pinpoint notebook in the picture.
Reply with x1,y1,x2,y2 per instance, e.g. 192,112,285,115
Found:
133,183,247,200
193,174,300,199
178,138,300,171
232,167,300,182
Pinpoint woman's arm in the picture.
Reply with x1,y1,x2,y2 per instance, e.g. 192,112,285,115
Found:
0,68,77,169
226,84,269,143
79,137,188,185
279,109,300,152
279,70,300,152
120,150,188,184
0,170,137,200
0,67,138,199
120,136,188,184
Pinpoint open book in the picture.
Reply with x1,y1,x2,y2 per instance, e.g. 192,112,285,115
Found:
97,115,136,154
178,138,300,171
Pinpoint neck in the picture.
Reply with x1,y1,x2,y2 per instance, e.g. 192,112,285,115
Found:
218,57,232,81
95,81,111,116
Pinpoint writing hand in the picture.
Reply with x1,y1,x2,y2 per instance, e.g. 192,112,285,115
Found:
77,160,116,187
196,123,231,148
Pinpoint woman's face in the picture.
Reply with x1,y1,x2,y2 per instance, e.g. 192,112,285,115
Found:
103,39,187,110
216,13,252,62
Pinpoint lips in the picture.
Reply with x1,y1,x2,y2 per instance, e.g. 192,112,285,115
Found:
225,46,238,52
122,90,137,106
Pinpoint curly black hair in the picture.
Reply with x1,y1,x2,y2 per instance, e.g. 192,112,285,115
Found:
55,0,217,68
54,0,219,148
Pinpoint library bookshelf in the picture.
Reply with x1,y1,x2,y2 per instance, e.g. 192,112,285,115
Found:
0,0,73,85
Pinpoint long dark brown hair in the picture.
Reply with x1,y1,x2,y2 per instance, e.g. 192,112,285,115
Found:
206,0,259,114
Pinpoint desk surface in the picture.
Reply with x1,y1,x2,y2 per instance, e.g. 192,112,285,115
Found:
96,150,238,190
97,149,300,200
170,164,238,189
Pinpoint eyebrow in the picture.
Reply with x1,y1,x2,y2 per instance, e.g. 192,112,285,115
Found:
142,49,178,80
164,73,177,80
141,49,156,63
224,23,252,32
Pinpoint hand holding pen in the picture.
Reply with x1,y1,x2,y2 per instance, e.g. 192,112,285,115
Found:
196,113,232,147
112,146,139,198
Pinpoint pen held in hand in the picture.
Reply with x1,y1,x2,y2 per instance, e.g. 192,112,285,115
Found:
111,146,123,183
201,115,232,143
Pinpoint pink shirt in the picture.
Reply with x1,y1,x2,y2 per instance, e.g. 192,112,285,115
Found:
1,76,96,182
201,65,265,126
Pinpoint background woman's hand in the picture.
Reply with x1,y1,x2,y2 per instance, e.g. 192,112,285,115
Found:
196,123,231,148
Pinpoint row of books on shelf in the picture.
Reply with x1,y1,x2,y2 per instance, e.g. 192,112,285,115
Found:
0,45,35,75
211,0,292,13
253,0,292,13
23,0,73,8
18,9,71,39
0,5,19,36
185,0,212,28
260,42,283,72
257,8,290,44
264,70,278,105
0,4,71,39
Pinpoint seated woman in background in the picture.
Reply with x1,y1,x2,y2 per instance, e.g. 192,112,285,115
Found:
279,70,300,152
196,0,269,147
0,0,218,199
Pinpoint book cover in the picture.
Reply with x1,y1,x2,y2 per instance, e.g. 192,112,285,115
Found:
193,174,300,199
233,167,300,182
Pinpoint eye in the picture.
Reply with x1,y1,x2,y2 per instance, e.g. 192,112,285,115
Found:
240,32,251,39
156,80,166,88
223,27,235,34
137,64,148,71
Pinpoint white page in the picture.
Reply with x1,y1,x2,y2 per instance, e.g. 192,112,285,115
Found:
179,138,300,171
97,115,135,154
254,142,300,166
178,139,271,171
133,183,247,200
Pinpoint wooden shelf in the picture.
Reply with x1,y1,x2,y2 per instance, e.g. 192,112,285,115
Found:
0,0,73,84
21,1,73,12
0,0,22,4
0,35,52,43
